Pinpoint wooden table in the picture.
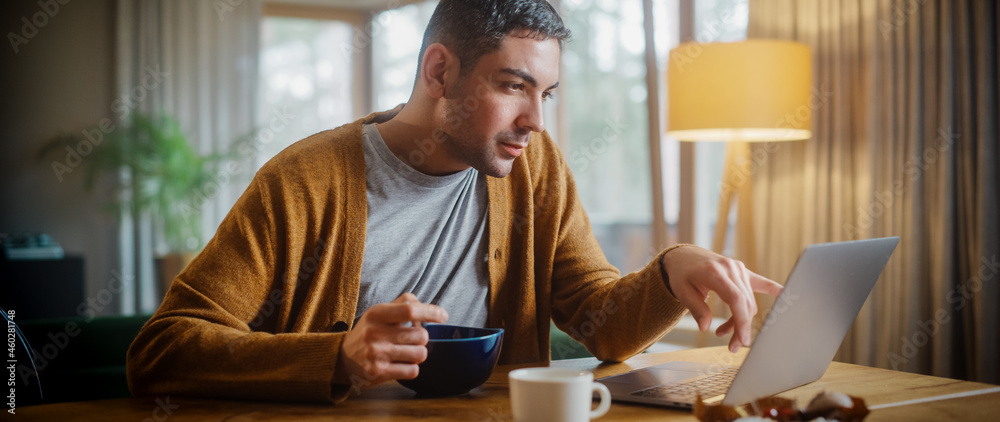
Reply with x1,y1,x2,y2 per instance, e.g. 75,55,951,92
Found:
17,346,1000,421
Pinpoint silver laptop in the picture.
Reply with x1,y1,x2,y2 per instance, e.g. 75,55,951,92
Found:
598,237,899,409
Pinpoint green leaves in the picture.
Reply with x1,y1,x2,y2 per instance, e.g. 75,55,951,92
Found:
40,113,237,252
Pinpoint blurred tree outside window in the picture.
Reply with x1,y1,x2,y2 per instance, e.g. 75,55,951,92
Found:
256,17,355,170
373,2,437,111
559,0,656,272
655,0,682,240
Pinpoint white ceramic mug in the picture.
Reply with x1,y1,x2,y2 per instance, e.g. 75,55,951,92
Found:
509,368,611,422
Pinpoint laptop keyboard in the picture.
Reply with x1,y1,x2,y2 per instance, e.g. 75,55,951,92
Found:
629,367,740,401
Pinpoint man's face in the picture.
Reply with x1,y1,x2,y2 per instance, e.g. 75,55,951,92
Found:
438,36,561,178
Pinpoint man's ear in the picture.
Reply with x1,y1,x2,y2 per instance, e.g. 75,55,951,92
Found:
420,43,459,99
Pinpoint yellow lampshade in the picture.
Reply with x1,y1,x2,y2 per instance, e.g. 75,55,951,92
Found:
667,39,812,142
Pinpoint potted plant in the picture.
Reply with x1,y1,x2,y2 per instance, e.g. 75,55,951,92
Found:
40,113,237,294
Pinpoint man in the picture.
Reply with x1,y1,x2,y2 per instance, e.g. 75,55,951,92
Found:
127,0,781,403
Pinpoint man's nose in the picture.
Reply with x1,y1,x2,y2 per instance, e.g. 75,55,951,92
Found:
517,96,545,133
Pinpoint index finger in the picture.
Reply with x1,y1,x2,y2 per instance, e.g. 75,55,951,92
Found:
720,288,754,350
707,280,754,348
371,301,449,325
749,272,783,297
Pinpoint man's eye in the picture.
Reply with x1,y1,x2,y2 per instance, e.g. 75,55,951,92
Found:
503,82,524,91
542,91,556,102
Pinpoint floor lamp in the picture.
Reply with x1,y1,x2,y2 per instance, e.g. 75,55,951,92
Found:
666,40,812,342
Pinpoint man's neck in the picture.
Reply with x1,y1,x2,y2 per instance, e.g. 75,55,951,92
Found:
375,106,469,176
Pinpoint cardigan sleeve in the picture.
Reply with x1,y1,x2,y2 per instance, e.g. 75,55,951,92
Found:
533,135,690,362
126,175,353,404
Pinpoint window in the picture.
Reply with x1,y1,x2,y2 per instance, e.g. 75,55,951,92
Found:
257,2,438,170
372,2,437,111
559,0,659,273
655,0,683,236
257,16,356,170
555,0,747,271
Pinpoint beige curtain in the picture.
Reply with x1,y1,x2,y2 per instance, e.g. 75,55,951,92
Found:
747,0,998,383
116,0,262,314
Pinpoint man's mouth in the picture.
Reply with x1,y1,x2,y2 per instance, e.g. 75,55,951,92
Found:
499,141,527,157
498,132,530,158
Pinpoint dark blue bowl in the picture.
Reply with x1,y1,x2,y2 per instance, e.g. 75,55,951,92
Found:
398,324,504,396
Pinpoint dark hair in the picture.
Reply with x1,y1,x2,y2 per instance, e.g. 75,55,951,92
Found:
416,0,571,76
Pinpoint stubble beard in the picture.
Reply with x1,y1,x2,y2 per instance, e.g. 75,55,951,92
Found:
440,98,528,178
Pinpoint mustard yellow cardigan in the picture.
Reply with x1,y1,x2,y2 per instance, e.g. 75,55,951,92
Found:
127,108,688,403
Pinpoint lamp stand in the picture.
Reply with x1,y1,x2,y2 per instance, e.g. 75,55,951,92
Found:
697,141,759,347
711,141,758,270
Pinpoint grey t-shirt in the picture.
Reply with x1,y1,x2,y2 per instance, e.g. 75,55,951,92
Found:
356,123,490,327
